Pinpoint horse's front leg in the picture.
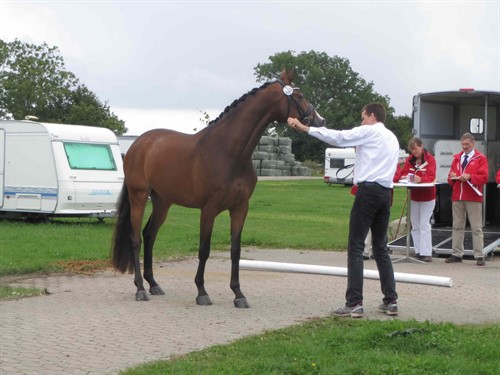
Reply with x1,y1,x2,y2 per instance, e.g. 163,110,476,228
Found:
230,202,250,308
194,210,216,306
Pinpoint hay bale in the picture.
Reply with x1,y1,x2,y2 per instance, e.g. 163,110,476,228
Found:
389,217,407,240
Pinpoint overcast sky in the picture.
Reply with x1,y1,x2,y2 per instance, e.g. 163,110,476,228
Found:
1,0,499,135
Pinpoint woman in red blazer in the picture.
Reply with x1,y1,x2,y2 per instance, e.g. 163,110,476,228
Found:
394,137,436,262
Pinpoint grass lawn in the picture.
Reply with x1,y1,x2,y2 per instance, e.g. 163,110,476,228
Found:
0,180,407,276
120,319,500,375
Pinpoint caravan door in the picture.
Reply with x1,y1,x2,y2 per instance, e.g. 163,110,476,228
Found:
0,128,4,207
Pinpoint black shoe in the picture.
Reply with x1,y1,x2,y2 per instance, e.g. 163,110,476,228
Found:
363,255,370,260
476,257,485,266
422,256,433,262
445,255,462,263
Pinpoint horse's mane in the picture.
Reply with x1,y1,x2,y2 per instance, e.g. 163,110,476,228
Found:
207,81,273,127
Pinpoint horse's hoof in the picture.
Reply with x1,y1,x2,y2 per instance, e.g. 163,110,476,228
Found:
149,285,165,295
196,295,213,305
135,291,150,301
234,298,250,308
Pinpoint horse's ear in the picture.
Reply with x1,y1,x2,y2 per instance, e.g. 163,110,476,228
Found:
280,67,296,84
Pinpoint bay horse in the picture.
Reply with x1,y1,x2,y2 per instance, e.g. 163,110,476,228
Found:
111,68,324,307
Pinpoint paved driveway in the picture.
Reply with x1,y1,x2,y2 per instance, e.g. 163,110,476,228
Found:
1,249,499,375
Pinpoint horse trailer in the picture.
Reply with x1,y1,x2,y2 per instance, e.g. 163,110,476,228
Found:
0,120,124,219
388,89,500,257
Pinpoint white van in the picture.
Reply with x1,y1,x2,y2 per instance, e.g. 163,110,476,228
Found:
0,120,124,219
323,147,355,185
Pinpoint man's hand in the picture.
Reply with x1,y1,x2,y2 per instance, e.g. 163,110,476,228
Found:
458,173,470,182
287,117,309,132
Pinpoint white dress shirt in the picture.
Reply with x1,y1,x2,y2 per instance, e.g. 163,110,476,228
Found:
308,122,399,188
461,149,475,169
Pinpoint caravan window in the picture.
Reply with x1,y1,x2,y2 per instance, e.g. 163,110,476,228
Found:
63,143,117,171
330,159,345,169
469,118,484,134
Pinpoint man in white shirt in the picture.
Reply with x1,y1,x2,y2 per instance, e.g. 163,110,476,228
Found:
287,103,399,318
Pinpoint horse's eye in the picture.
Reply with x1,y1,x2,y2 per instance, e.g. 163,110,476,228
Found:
302,117,311,125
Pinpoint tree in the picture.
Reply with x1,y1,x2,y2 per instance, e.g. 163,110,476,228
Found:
387,114,413,150
64,85,126,134
0,39,126,134
254,50,411,162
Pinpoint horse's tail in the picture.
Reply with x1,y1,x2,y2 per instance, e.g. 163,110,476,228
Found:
111,182,135,274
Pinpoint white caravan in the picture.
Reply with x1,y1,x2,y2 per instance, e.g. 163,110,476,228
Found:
0,120,124,219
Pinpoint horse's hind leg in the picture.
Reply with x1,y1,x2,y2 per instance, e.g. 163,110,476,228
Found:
229,201,250,308
143,193,171,296
128,189,151,301
194,209,216,306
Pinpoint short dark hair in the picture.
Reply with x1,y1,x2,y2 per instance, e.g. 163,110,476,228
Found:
461,133,475,142
362,103,386,123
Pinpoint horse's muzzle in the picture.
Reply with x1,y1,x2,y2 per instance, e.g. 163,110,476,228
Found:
311,111,325,128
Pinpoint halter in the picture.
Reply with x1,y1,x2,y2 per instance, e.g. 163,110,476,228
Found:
276,80,316,125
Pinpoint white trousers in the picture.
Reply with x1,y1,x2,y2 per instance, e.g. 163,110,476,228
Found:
410,200,435,256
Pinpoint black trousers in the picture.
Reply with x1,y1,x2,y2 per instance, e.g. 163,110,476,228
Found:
346,182,398,306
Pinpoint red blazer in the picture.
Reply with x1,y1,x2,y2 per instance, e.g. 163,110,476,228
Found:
447,150,488,202
393,150,436,202
496,168,500,185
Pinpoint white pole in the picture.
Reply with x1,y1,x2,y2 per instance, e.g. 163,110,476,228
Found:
240,260,453,288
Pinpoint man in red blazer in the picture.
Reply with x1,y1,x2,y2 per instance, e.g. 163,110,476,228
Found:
446,133,489,266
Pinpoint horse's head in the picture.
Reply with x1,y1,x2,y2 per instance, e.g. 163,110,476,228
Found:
277,68,325,128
